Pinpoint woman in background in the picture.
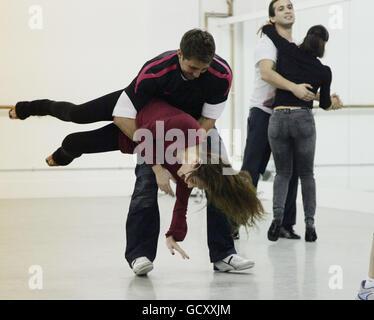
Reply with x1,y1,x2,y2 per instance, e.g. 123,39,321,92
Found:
261,23,342,242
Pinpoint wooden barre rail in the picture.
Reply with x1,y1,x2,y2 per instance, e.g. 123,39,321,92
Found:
326,105,374,109
1,105,374,109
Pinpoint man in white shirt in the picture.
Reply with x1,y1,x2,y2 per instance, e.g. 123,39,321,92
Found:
241,0,316,240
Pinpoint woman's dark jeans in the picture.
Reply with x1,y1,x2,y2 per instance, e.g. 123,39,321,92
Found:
268,108,316,227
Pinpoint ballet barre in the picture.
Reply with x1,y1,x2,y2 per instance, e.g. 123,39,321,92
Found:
294,105,374,109
1,105,374,110
333,105,374,109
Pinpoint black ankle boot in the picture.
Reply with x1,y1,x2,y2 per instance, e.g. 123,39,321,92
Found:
305,227,317,242
268,220,281,241
279,226,301,240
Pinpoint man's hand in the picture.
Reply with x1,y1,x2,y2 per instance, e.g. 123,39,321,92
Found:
330,93,343,110
291,83,316,101
327,94,344,111
166,236,190,259
152,165,176,197
256,20,273,38
314,91,320,101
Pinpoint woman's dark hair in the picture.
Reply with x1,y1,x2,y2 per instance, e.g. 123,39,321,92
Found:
299,25,329,58
180,29,216,64
187,153,265,228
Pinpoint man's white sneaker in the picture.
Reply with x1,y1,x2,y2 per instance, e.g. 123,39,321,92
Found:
213,254,255,272
131,257,153,276
356,280,374,300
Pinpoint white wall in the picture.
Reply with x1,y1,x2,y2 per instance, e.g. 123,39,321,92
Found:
204,0,374,192
1,0,373,198
0,0,199,198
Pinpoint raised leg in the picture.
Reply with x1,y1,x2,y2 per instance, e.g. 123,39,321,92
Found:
49,123,120,166
12,89,123,123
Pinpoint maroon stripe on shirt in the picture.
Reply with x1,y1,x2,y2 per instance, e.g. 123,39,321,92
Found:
207,57,232,96
135,52,178,94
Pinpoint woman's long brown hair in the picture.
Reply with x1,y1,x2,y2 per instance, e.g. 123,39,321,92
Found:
187,153,265,228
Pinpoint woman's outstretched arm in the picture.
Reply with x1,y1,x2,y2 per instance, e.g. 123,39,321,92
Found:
165,181,192,242
262,24,294,52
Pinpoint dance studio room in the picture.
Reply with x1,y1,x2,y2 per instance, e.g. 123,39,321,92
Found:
0,0,373,301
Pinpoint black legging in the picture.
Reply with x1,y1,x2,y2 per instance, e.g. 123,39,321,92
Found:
15,90,124,165
54,123,120,165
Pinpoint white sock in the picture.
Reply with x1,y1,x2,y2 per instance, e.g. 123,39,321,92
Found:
364,278,374,289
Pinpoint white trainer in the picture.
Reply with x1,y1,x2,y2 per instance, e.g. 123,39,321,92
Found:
214,254,255,272
131,257,154,276
356,280,374,300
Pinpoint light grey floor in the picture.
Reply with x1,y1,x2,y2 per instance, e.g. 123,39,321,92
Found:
0,194,372,300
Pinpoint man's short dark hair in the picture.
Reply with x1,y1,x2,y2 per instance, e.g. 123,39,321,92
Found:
269,0,293,17
180,29,216,64
268,0,279,17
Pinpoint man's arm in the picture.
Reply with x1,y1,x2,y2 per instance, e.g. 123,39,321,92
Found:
198,116,216,133
314,91,320,101
114,113,216,145
259,59,315,101
113,116,137,141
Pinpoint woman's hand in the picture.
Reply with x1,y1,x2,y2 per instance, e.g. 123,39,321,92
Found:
152,165,176,196
166,236,190,260
257,20,273,37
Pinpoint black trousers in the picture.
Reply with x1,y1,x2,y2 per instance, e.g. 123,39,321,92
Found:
16,90,124,164
241,107,298,227
17,90,236,264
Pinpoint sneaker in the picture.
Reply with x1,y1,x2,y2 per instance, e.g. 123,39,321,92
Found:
267,220,281,241
305,227,317,242
356,280,374,300
131,257,153,276
213,254,255,272
279,226,301,240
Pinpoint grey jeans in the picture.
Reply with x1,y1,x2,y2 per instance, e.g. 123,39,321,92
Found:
268,108,316,227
